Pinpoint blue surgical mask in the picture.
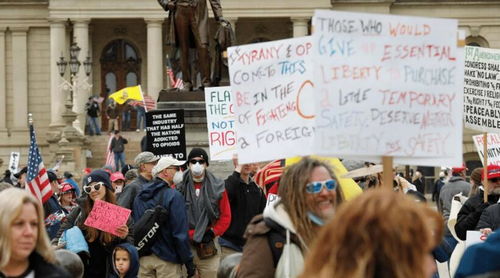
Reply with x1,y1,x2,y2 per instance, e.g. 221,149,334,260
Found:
307,212,325,226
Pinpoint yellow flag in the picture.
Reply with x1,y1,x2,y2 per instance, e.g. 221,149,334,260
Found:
285,156,363,201
108,85,143,104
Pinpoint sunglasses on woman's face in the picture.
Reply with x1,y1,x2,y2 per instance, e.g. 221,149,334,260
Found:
83,182,103,194
305,179,338,194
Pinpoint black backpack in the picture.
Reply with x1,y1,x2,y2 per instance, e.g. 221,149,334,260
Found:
134,189,169,257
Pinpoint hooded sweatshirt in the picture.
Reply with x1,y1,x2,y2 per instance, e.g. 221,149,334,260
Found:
109,243,139,278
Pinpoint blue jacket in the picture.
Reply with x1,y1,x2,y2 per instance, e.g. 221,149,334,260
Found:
109,243,139,278
132,178,193,265
454,230,500,277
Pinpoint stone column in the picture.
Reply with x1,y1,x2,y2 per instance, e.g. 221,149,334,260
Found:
292,17,309,38
73,19,91,134
0,28,6,136
146,18,164,101
49,20,67,128
11,27,29,130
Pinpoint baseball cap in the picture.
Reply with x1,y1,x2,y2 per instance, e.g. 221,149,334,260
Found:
482,165,500,180
110,172,125,182
452,166,467,174
134,152,159,166
152,156,185,177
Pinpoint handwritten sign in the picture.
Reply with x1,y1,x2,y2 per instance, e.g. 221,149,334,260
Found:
146,109,186,160
466,230,488,248
228,36,316,163
9,152,20,173
204,86,236,161
311,10,463,166
464,46,500,133
84,200,130,237
473,133,500,166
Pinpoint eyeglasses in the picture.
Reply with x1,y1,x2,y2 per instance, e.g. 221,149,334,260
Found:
83,182,103,194
490,177,500,183
190,159,206,165
305,179,338,194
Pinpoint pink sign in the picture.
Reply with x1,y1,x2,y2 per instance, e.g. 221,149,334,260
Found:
84,200,131,237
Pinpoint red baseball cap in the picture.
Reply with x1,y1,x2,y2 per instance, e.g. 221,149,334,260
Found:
110,172,125,182
452,166,467,174
482,165,500,180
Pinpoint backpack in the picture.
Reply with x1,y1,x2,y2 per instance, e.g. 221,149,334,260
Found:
134,189,169,257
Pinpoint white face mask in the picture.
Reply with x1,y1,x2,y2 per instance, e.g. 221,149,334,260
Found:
190,163,205,177
115,185,123,194
173,171,183,184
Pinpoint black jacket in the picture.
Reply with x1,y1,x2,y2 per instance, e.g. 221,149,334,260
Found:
117,175,150,209
0,252,71,278
221,171,266,248
477,203,500,231
455,190,500,240
110,137,128,153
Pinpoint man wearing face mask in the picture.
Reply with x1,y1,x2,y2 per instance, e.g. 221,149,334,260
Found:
133,156,198,277
176,148,231,278
117,152,159,209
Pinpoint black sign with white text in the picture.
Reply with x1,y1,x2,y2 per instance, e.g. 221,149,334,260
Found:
146,109,186,160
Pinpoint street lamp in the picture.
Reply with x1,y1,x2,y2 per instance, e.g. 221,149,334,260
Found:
56,41,92,143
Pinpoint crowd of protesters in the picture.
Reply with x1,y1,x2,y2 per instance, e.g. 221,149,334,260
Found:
1,148,500,278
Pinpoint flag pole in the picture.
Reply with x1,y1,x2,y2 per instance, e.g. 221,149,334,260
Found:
483,132,489,203
28,113,33,126
139,85,148,113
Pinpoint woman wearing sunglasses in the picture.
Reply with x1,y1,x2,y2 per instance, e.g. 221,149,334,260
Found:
53,170,133,278
238,157,344,278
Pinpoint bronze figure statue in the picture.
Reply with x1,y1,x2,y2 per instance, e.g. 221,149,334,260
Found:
158,0,228,91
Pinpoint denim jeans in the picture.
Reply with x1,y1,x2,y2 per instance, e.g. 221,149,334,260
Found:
114,152,125,172
433,235,458,263
88,117,101,135
122,111,131,130
136,106,146,131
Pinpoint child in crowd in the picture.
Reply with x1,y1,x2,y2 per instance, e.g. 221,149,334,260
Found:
110,243,139,278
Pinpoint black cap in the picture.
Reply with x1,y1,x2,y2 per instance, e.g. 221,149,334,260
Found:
187,148,209,166
63,171,73,179
13,167,28,179
47,171,58,182
84,169,113,191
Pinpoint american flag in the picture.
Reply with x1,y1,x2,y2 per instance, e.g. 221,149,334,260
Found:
166,58,184,89
105,134,115,170
130,95,156,112
253,159,285,191
26,124,53,203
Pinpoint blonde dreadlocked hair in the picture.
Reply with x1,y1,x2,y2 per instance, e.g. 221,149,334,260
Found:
278,157,343,247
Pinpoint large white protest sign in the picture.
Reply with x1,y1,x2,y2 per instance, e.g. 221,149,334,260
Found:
311,10,463,167
464,46,500,133
228,36,316,163
473,133,500,166
204,86,236,161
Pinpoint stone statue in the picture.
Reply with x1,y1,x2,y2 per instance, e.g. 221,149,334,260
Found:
158,0,229,91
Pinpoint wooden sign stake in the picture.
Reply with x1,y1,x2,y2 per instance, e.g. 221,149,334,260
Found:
483,132,489,203
382,156,393,190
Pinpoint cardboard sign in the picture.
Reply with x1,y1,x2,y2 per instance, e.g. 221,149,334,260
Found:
84,200,131,237
311,10,463,167
228,36,316,163
8,152,20,173
473,133,500,166
464,46,500,133
204,86,236,161
146,109,186,160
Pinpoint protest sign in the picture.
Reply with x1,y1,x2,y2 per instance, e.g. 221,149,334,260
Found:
84,200,131,237
473,133,500,166
464,46,500,133
146,109,186,160
228,36,316,163
8,152,20,173
466,230,487,248
311,10,463,167
204,86,236,161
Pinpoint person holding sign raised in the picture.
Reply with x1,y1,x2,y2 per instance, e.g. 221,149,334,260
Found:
133,156,197,278
176,148,231,278
455,165,500,241
53,170,133,278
